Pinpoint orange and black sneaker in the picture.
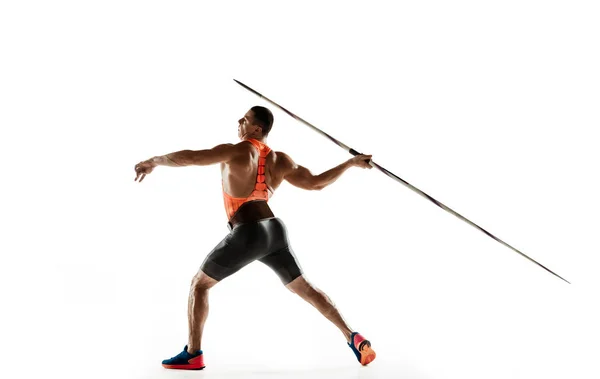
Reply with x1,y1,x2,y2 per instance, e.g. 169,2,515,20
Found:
348,332,376,366
161,345,205,370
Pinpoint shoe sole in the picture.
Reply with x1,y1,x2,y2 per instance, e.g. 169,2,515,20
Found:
162,364,205,370
359,341,376,366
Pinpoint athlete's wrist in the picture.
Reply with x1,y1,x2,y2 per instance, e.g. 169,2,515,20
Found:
150,155,181,167
148,156,162,166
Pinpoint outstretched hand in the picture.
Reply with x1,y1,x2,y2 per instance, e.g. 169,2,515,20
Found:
349,154,373,169
134,159,156,182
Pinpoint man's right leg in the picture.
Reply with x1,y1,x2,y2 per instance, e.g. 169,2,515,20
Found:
260,247,377,365
257,218,376,365
285,275,376,366
285,275,353,342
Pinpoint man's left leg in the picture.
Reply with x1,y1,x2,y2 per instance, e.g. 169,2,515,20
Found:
162,225,258,370
161,270,218,370
188,270,218,353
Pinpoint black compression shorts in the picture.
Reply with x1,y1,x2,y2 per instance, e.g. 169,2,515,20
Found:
200,216,303,285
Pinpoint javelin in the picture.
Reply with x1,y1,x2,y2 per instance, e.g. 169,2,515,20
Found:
233,79,570,284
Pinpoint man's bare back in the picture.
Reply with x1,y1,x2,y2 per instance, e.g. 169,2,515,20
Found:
220,141,281,198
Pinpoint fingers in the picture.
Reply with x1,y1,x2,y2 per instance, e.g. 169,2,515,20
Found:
135,172,147,181
135,162,148,182
360,154,373,169
353,154,371,161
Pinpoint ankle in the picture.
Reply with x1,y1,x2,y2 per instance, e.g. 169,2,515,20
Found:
344,330,354,343
187,346,201,354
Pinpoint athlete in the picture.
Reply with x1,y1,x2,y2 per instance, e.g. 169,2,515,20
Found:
134,106,376,370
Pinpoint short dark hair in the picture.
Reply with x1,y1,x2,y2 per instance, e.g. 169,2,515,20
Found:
250,106,274,136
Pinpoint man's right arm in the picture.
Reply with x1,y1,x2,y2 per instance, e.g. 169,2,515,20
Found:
282,152,372,191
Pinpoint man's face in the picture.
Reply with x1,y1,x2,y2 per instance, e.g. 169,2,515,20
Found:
238,110,260,140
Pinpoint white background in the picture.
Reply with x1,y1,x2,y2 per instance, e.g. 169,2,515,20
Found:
1,1,599,378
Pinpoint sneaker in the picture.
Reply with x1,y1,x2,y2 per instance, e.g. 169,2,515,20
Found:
348,332,376,365
161,345,205,370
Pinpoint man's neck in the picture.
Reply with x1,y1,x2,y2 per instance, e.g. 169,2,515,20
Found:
243,136,266,143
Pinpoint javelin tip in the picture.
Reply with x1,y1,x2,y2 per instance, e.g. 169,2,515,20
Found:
233,79,256,94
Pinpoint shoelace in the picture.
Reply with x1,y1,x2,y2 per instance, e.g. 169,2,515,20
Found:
168,350,191,360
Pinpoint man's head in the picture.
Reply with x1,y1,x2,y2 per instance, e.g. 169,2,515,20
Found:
238,106,274,140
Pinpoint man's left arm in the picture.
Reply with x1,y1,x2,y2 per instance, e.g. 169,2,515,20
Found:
134,143,244,182
150,143,240,167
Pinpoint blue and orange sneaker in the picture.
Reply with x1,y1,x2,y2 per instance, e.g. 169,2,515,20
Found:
348,332,376,366
161,345,205,370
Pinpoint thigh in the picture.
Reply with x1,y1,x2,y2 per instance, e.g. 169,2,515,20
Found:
259,245,303,285
257,218,303,285
200,228,258,282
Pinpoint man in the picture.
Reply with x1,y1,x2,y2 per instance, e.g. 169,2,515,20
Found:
134,106,376,370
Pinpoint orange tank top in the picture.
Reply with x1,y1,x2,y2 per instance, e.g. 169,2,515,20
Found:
222,139,272,220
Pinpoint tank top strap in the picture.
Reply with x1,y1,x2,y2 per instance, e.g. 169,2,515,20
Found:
246,138,272,157
221,139,272,220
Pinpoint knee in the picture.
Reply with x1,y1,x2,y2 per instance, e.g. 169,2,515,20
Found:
286,276,315,298
191,272,217,292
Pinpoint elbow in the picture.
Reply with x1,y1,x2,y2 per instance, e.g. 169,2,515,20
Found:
311,175,325,191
